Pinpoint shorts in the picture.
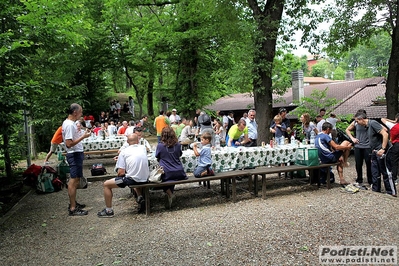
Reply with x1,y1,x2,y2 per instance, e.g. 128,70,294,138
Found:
115,176,148,188
66,152,84,178
321,150,343,164
50,143,59,153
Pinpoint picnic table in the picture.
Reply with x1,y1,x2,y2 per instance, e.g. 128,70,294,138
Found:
148,144,302,173
56,135,126,154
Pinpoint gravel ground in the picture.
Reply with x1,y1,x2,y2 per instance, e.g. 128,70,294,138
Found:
1,155,399,265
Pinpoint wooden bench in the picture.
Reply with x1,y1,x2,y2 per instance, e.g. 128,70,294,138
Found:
247,162,340,199
129,170,251,215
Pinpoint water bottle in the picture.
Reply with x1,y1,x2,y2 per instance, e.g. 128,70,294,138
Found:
310,131,315,145
215,135,221,150
291,135,296,147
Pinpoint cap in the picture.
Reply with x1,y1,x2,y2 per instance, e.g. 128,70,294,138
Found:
279,108,287,113
172,109,177,112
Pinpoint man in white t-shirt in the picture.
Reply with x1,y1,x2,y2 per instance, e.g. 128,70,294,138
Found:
316,115,326,133
62,103,91,216
98,134,149,217
169,109,181,124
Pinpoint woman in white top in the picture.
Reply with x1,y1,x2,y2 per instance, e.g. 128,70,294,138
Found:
179,119,193,144
300,113,318,141
215,121,226,145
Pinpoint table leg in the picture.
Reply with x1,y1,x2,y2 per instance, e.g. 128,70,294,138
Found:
326,167,331,189
226,179,230,199
248,174,252,193
144,188,150,216
261,174,266,199
232,177,236,202
254,174,258,197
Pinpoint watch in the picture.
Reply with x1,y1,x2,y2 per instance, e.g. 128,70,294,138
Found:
381,147,386,150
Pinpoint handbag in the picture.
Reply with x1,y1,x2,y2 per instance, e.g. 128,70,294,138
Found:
148,165,164,183
91,163,107,176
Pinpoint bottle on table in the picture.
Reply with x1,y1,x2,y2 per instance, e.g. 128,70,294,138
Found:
215,134,221,150
310,131,315,145
291,135,296,147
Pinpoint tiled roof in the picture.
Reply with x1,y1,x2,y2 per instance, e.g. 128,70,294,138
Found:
206,77,386,119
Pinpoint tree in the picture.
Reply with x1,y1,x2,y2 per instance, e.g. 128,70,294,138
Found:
246,0,285,144
324,0,399,118
0,1,36,180
310,59,334,78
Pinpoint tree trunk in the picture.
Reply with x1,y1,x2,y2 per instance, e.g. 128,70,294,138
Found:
147,77,154,117
247,0,284,144
385,5,399,119
2,133,13,181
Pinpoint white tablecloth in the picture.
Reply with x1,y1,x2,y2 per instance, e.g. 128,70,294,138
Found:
149,144,305,173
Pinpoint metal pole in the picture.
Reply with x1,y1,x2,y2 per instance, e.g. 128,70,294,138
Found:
23,101,31,167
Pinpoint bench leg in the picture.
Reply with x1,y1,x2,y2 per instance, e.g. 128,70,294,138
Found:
254,174,258,197
232,177,236,202
207,180,210,189
220,179,225,194
261,174,267,199
144,188,150,216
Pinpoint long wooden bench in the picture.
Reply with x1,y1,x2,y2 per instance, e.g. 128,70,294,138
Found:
129,170,251,215
248,162,340,199
129,162,339,215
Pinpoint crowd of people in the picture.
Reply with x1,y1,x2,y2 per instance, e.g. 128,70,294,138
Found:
53,102,399,218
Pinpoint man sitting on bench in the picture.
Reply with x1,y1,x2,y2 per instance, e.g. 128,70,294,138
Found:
97,133,149,217
315,122,352,186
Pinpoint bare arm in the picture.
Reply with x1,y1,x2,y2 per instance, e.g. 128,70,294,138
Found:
65,130,90,148
376,129,389,157
193,143,200,157
345,121,358,143
117,168,125,177
330,140,352,151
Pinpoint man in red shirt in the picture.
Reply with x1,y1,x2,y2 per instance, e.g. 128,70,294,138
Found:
117,121,128,135
382,114,399,183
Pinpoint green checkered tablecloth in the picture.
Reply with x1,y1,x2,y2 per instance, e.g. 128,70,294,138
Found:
56,136,127,153
149,145,299,173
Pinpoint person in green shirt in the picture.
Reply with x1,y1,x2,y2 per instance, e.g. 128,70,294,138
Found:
175,118,186,138
226,119,250,147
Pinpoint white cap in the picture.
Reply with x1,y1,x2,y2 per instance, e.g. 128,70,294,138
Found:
172,109,177,112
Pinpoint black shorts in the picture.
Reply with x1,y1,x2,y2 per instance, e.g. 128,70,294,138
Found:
114,176,148,188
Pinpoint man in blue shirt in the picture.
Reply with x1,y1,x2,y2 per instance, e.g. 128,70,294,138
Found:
245,109,258,147
315,122,352,185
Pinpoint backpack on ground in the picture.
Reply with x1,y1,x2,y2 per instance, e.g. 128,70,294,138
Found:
91,163,107,176
36,166,57,193
23,164,42,187
52,177,64,192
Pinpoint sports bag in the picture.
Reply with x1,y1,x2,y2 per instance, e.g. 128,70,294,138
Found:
36,167,55,193
91,163,107,176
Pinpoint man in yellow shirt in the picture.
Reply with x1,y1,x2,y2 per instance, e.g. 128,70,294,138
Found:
226,119,250,147
154,110,170,143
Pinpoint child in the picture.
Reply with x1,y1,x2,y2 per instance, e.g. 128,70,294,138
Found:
193,132,215,177
270,114,287,145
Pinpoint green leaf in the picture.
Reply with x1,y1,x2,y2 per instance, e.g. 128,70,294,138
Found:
299,245,309,251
